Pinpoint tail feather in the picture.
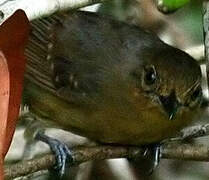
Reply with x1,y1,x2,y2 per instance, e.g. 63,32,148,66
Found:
25,15,62,92
24,12,70,93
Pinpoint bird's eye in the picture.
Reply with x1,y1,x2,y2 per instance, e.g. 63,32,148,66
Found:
191,87,202,101
144,66,157,85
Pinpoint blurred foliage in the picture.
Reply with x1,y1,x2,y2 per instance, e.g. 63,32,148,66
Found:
157,0,191,13
174,0,203,44
99,0,132,22
162,0,190,9
99,0,203,47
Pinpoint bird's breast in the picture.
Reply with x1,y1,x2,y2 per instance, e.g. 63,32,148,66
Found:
61,99,198,145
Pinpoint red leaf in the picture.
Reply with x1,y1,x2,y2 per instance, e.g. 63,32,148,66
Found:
0,52,9,180
0,9,30,179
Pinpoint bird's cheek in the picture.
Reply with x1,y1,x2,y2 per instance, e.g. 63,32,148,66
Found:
134,94,159,111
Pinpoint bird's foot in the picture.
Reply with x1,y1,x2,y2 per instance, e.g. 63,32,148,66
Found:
35,131,73,177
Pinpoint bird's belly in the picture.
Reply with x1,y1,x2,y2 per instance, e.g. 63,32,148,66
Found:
62,108,196,145
28,86,197,146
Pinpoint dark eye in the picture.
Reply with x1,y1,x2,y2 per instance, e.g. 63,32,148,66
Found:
191,87,202,101
144,66,157,85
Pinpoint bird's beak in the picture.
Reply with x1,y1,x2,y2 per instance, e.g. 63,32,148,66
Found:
159,91,179,120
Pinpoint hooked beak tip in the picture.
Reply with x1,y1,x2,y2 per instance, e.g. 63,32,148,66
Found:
168,112,175,120
159,91,179,121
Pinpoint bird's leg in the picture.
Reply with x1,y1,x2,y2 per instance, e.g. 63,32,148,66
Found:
35,131,74,177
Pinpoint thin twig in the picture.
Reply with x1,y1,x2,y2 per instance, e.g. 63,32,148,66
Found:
4,143,209,179
0,0,108,25
203,1,209,98
184,45,204,63
179,124,209,139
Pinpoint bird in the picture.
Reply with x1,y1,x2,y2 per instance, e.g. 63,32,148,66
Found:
24,10,203,176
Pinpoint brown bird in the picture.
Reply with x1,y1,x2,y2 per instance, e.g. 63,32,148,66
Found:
24,11,203,175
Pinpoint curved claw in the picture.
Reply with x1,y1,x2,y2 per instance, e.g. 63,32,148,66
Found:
35,132,73,177
148,144,162,174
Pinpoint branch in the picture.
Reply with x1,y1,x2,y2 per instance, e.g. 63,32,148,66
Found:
184,45,204,63
0,0,108,24
4,143,209,179
203,1,209,98
178,124,209,140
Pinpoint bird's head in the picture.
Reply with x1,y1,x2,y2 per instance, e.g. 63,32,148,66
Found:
130,45,202,120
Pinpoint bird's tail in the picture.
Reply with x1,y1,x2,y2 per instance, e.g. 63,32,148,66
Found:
24,13,67,93
25,15,54,92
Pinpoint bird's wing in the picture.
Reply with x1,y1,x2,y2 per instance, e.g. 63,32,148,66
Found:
25,11,139,106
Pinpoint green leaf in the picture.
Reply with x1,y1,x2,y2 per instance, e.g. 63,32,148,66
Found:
157,0,191,13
